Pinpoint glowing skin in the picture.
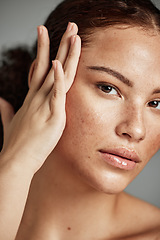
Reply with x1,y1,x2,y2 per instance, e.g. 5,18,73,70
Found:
54,26,160,194
15,26,160,240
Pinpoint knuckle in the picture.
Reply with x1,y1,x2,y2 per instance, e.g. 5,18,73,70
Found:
68,50,74,59
50,97,65,117
34,60,44,70
53,88,64,98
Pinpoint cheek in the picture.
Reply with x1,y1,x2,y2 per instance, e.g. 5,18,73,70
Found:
64,88,119,151
136,119,160,169
64,100,99,154
145,128,160,159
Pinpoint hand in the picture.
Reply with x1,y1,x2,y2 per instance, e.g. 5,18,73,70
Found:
0,22,81,173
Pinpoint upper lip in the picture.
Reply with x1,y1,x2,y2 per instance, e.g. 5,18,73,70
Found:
99,147,141,163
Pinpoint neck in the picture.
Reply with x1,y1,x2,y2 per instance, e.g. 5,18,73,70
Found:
20,152,121,239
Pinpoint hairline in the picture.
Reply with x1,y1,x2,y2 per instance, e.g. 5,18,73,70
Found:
81,23,160,47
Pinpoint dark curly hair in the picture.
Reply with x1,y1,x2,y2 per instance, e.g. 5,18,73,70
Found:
0,0,160,150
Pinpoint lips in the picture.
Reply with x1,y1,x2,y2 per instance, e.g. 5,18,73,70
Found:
99,148,141,170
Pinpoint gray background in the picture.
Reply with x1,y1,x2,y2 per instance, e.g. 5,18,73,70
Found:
0,0,160,208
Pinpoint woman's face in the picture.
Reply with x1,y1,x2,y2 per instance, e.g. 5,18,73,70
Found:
54,26,160,193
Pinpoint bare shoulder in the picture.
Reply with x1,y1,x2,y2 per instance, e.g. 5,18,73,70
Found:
118,192,160,239
122,191,160,219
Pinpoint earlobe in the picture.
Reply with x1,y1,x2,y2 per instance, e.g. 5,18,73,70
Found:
28,60,36,88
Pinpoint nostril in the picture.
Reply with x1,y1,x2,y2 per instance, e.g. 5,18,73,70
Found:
115,119,146,142
122,133,131,138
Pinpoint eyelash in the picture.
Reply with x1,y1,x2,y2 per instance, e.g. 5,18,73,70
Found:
148,100,160,110
96,82,120,97
96,83,160,110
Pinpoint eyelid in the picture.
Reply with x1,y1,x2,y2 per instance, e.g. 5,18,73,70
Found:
96,81,121,97
148,99,160,109
148,98,160,104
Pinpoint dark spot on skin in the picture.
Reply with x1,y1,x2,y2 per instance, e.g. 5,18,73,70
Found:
67,227,71,230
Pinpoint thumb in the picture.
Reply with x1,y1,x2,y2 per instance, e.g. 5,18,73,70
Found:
0,98,15,133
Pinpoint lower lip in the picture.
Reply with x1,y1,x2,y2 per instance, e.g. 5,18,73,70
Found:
100,152,136,170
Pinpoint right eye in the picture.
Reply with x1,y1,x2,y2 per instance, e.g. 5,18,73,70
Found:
97,83,120,96
148,100,160,110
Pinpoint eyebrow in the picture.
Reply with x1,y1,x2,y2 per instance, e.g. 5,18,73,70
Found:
152,88,160,94
87,65,133,87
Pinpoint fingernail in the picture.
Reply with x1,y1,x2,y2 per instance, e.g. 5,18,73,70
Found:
38,26,43,36
66,22,73,32
71,35,76,45
52,60,57,70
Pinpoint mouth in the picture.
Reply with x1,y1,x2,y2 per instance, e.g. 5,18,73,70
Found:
99,148,141,170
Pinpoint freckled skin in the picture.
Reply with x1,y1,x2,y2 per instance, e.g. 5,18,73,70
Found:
16,26,160,240
54,27,160,194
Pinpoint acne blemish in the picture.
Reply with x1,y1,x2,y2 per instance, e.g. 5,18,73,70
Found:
67,227,71,230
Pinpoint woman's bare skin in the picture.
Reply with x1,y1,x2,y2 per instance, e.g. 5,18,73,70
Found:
1,23,160,240
16,163,160,240
0,23,81,240
15,148,160,240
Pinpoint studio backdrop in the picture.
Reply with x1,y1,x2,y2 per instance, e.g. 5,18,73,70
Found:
0,0,160,208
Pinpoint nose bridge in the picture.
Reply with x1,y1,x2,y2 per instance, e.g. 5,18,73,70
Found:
116,102,146,142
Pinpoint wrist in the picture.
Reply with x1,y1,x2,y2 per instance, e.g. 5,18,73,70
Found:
0,150,35,179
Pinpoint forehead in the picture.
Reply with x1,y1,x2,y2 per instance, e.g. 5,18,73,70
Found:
82,26,160,60
80,27,160,88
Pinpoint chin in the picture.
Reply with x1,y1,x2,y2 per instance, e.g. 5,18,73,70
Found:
53,141,138,195
90,180,130,195
75,165,132,195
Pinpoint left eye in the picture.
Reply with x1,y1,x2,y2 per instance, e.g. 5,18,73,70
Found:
97,84,119,95
148,100,160,109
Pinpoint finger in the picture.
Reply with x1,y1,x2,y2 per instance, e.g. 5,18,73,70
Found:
30,26,50,92
37,61,56,97
48,60,66,117
28,60,36,88
64,34,81,92
56,22,78,66
0,98,14,133
39,61,65,120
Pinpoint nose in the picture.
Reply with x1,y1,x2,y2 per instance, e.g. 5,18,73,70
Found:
115,106,146,142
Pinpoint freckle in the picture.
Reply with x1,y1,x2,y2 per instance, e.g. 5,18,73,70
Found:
81,118,85,123
67,227,71,230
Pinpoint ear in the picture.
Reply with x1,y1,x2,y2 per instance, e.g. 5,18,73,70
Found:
28,60,36,88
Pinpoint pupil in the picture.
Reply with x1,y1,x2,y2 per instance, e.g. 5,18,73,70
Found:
149,101,158,107
103,85,112,92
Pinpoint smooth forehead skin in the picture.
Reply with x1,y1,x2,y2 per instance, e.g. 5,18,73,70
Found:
82,26,160,91
55,26,160,194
